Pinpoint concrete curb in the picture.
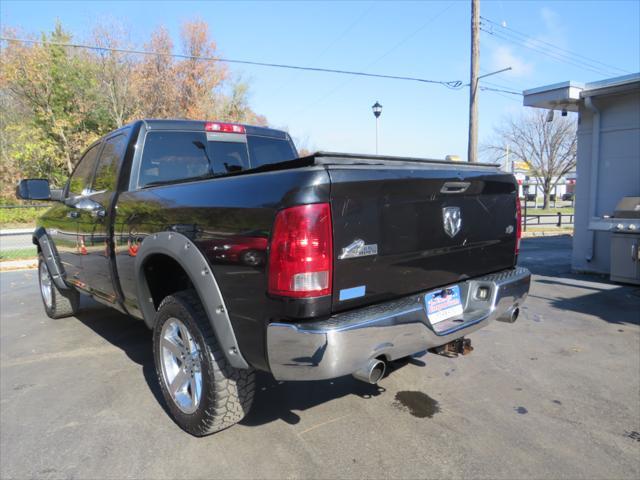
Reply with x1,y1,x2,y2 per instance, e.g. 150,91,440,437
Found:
0,228,34,236
0,258,38,271
522,231,573,238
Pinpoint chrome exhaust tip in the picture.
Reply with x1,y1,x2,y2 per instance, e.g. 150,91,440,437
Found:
497,306,519,323
352,358,386,384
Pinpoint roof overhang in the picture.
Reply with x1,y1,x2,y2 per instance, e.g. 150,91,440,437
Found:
522,73,640,111
523,81,584,112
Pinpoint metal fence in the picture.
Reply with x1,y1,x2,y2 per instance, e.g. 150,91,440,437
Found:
0,205,49,261
520,200,575,232
522,213,574,231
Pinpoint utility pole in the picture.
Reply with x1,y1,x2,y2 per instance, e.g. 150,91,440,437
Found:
467,0,480,162
506,144,510,172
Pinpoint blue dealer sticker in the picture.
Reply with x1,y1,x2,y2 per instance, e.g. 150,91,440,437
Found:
339,285,366,301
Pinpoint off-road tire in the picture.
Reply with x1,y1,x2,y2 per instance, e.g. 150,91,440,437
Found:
38,253,80,319
152,290,255,436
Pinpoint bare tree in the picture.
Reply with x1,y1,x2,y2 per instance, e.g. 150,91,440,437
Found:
485,110,577,209
92,22,138,128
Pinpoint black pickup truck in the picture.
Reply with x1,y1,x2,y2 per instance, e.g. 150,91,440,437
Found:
17,119,531,436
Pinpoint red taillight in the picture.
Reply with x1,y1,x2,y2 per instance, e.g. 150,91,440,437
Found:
515,195,522,255
205,122,246,134
268,203,333,298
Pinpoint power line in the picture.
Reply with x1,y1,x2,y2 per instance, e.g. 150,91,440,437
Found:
272,3,376,95
478,67,528,91
480,24,620,77
311,3,377,63
481,16,630,76
480,27,614,77
0,36,463,89
481,16,629,76
483,89,522,103
292,1,458,116
366,2,456,66
481,78,520,91
479,86,521,95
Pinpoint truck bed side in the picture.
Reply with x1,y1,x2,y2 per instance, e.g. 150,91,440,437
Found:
113,167,331,371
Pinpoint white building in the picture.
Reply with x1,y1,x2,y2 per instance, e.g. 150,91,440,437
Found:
523,73,640,275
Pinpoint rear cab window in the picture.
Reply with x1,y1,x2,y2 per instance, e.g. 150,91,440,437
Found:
137,128,297,188
247,135,297,168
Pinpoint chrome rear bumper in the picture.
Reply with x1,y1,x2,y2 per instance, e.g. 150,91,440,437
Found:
267,267,531,381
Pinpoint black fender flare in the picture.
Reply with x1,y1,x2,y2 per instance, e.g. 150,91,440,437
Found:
134,231,249,370
33,227,70,291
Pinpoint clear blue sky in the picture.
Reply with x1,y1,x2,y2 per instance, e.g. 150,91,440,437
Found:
2,0,639,159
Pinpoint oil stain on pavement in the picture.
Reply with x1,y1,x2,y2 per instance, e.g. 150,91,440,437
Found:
624,431,640,442
393,391,440,418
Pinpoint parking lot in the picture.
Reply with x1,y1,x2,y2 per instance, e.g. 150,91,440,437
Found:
1,236,639,479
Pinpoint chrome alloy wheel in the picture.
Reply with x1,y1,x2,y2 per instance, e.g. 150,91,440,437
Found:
39,260,53,309
159,318,203,414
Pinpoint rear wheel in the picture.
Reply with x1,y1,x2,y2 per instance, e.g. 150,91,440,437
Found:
38,253,80,319
153,290,255,436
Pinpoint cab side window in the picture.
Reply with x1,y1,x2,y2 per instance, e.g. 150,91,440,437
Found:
68,143,101,198
138,131,210,188
93,134,127,192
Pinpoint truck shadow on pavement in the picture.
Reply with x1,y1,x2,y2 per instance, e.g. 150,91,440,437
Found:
532,276,640,326
243,373,384,427
243,356,424,426
519,236,640,326
72,298,414,427
73,300,168,414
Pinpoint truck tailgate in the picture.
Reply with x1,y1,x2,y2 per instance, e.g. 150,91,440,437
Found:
328,164,518,312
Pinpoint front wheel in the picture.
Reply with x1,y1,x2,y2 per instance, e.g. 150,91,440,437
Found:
38,254,80,319
153,290,255,436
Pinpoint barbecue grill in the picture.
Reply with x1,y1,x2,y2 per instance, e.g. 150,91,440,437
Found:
589,196,640,285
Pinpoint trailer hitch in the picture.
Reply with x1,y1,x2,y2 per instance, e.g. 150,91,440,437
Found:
430,337,473,357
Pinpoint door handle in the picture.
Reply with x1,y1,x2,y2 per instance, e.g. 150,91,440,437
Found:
440,182,471,194
67,211,80,219
632,242,638,262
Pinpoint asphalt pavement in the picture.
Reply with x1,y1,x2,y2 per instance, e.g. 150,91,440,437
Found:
1,236,639,479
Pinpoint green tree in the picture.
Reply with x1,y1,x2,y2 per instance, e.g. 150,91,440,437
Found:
0,19,269,200
2,23,109,176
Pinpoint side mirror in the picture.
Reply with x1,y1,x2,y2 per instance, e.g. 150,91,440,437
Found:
16,179,51,201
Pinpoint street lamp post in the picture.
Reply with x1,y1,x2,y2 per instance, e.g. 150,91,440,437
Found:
372,101,382,154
